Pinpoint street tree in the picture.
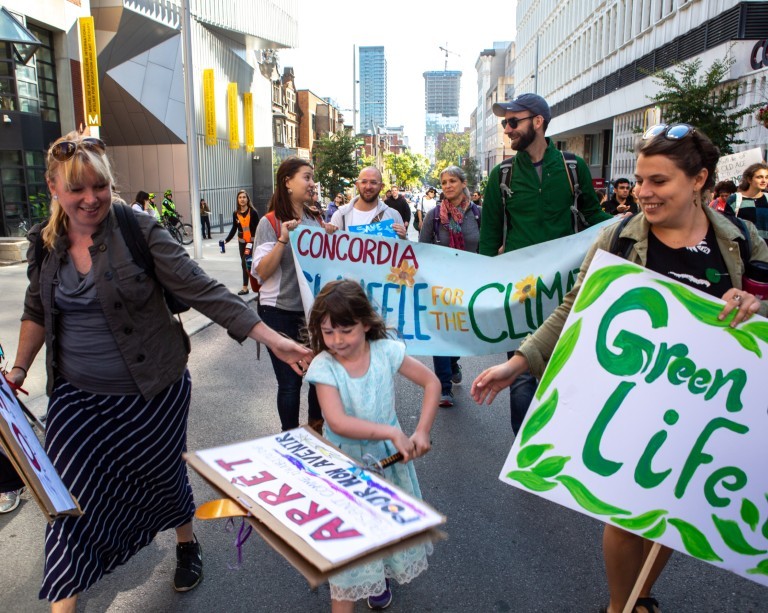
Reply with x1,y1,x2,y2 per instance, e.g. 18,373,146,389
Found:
384,150,430,189
313,133,359,198
650,54,759,154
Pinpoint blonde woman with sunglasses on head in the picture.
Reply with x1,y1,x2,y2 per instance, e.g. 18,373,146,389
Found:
472,124,768,613
6,132,314,612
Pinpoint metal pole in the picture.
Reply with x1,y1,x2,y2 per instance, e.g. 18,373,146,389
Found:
352,44,357,134
181,0,203,258
534,35,539,95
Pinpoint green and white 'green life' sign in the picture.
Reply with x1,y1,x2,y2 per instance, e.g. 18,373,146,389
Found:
501,250,768,586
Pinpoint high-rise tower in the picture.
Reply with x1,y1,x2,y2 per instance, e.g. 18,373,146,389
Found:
423,70,461,161
359,46,387,133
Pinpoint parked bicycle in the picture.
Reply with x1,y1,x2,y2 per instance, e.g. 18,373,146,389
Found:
162,214,193,245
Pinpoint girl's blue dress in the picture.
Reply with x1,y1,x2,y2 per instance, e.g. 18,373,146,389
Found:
305,338,431,601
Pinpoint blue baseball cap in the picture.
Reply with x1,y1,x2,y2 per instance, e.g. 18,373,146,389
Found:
492,93,551,123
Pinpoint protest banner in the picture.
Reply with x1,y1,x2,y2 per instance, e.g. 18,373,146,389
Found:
290,220,616,356
500,250,768,586
186,428,445,578
0,376,81,522
716,148,764,186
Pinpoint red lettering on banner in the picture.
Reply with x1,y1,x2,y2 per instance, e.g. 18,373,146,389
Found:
296,229,419,270
310,517,363,541
296,228,311,255
286,501,331,525
258,483,305,506
12,423,41,471
216,457,253,472
236,471,276,487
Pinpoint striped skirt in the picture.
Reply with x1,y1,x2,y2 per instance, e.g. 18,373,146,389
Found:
39,371,196,602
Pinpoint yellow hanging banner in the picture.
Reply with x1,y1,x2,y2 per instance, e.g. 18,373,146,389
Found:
227,83,239,149
243,93,254,153
78,17,101,127
203,69,216,146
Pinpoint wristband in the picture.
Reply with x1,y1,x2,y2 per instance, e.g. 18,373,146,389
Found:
277,239,288,245
12,365,28,376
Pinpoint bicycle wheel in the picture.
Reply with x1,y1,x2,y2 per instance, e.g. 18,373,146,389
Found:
180,223,194,245
167,225,183,244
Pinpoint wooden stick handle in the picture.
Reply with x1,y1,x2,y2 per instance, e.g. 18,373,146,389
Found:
621,540,662,613
377,452,403,469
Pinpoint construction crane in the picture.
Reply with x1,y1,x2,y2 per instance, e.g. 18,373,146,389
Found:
439,43,461,71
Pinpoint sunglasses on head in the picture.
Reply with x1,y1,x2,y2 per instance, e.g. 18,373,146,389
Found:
642,123,695,141
501,115,536,129
50,137,107,162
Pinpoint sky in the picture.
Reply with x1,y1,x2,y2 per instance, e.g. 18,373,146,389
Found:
280,1,516,156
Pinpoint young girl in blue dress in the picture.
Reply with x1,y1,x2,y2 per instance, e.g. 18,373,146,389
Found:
305,279,440,612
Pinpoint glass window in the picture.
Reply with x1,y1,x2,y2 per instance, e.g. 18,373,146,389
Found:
0,95,14,109
35,46,51,63
0,62,11,76
15,63,34,81
41,107,57,122
0,77,13,96
0,42,11,60
1,150,22,165
27,168,46,183
3,185,26,201
18,97,38,112
38,62,53,79
17,80,36,97
25,150,44,166
1,167,24,183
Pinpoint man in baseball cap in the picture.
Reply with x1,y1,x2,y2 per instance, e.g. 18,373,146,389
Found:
478,92,610,434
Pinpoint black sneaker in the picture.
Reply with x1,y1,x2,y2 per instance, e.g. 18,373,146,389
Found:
367,578,392,609
174,535,203,592
451,364,462,385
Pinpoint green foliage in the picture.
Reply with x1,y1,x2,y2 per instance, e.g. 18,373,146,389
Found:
649,53,759,155
429,132,471,187
383,150,430,189
313,133,359,198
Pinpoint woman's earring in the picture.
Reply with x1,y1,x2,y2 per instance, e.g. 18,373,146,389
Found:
52,194,58,200
288,188,293,194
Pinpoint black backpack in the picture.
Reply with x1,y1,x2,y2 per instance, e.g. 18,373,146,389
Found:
499,150,587,234
34,203,190,315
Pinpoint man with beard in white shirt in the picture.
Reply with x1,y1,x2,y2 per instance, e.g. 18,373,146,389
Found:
328,167,407,238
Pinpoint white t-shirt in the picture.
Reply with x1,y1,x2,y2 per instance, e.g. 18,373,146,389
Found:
346,207,381,227
420,197,437,217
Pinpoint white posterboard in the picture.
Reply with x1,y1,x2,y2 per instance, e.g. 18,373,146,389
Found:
0,376,80,521
501,250,768,586
716,148,764,186
187,428,445,571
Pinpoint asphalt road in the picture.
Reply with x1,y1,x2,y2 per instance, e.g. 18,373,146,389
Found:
1,319,766,612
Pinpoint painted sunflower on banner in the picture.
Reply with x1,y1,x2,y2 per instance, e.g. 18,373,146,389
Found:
386,261,417,287
513,275,538,303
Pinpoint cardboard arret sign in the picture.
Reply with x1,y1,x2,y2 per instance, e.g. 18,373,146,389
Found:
0,376,81,522
185,427,446,586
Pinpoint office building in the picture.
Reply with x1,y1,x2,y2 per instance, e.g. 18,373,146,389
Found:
0,0,299,240
423,70,461,162
514,0,768,181
359,46,387,133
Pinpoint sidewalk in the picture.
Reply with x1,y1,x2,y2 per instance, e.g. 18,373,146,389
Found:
0,230,252,415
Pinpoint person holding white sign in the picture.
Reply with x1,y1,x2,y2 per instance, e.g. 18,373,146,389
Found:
305,279,440,612
7,133,315,612
472,124,768,613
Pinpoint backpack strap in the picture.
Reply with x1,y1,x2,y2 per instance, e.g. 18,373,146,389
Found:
608,214,636,260
432,202,441,243
562,151,588,233
371,210,385,224
726,213,751,265
113,202,154,276
265,211,281,239
498,157,515,229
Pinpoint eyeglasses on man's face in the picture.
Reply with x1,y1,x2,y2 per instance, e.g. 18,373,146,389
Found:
501,115,536,129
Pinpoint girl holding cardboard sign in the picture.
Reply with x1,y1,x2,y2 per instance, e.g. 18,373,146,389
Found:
471,124,768,613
